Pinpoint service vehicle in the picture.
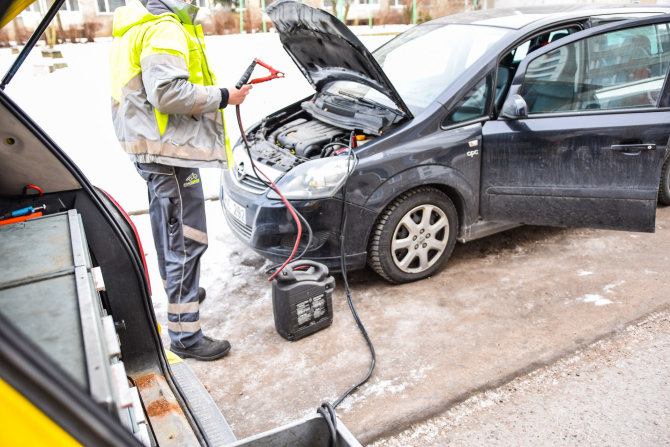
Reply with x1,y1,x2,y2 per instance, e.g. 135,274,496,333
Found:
0,0,358,445
222,2,670,283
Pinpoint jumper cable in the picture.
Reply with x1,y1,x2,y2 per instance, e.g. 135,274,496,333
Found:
234,59,299,281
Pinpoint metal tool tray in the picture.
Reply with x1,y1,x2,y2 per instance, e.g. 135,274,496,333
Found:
0,210,148,442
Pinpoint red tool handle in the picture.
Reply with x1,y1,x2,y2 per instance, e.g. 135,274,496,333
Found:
249,58,285,84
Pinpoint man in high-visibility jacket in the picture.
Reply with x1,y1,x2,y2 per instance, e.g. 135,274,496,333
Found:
110,0,252,360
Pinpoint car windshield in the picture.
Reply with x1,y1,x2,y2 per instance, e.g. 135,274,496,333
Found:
325,23,511,115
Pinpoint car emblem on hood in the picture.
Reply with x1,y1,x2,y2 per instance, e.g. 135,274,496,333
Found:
235,162,247,182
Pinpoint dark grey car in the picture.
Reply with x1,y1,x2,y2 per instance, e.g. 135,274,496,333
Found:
221,1,670,283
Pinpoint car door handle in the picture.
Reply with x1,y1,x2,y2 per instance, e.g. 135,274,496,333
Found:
610,143,656,154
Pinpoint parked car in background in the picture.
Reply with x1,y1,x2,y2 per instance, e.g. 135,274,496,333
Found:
222,1,670,283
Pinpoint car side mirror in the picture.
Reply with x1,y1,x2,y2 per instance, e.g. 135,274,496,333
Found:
501,94,528,120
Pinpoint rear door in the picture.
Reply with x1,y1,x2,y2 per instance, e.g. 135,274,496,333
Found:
481,15,670,232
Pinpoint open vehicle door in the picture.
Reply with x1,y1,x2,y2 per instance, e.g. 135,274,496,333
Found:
481,14,670,232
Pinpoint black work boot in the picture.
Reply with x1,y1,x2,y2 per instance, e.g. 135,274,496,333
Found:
170,336,231,361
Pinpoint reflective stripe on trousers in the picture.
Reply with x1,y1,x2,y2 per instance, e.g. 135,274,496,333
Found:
135,162,208,348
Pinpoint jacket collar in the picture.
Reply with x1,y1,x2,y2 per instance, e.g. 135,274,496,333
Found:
156,0,199,25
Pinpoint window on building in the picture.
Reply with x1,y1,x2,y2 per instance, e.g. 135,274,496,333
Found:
25,1,42,13
97,0,125,14
46,0,80,12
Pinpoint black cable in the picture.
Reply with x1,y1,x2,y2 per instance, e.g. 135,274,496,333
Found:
331,136,376,409
264,209,314,275
237,101,375,435
235,105,271,189
316,134,376,446
317,402,337,447
235,104,315,279
320,141,348,158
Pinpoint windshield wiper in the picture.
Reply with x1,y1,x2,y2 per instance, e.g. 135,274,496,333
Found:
337,90,406,118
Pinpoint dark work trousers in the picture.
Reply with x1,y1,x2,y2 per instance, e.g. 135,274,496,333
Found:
135,162,208,349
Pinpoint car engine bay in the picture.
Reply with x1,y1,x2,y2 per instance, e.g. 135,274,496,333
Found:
244,91,405,170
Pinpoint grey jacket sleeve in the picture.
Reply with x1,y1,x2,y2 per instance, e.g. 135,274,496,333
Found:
141,53,222,115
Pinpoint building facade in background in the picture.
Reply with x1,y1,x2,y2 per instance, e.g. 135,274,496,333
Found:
8,0,667,41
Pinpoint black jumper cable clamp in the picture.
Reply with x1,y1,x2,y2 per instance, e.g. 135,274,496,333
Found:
235,58,285,89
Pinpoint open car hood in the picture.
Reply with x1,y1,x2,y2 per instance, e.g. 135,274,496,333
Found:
266,0,413,118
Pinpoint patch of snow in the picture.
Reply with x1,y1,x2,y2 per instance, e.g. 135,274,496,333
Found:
603,280,625,294
579,294,613,306
337,365,434,413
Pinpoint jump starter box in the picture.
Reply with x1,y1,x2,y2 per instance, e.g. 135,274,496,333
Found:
272,261,335,341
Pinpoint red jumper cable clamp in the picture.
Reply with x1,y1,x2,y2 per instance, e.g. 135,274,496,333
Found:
235,58,285,89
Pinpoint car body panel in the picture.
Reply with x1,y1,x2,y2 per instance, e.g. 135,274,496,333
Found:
482,14,670,232
223,4,670,280
222,171,373,270
482,111,668,231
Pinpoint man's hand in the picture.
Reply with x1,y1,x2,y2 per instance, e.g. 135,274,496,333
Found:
228,84,253,105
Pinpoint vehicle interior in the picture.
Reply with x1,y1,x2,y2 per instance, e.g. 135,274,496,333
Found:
494,26,581,114
521,22,670,114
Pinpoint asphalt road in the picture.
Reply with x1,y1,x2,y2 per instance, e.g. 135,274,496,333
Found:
371,309,670,446
135,202,670,445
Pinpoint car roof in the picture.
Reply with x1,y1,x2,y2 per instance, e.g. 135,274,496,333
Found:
431,4,670,30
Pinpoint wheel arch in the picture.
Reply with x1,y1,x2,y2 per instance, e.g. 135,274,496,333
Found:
361,165,478,241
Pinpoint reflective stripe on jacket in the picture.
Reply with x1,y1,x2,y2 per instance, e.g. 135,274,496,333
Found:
109,0,231,168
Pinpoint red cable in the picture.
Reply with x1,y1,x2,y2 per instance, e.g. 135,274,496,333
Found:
236,107,302,281
24,184,43,196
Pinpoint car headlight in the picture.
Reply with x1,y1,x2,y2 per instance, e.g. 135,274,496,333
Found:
267,155,357,200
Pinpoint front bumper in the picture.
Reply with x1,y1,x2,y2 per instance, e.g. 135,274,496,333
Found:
221,169,374,271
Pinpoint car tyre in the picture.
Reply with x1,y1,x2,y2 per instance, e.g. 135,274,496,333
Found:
659,157,670,205
367,187,458,284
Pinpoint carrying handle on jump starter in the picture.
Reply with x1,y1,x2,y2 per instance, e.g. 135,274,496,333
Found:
275,260,329,283
235,58,284,89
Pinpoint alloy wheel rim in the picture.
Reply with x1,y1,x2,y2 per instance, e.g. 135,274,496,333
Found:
391,203,449,273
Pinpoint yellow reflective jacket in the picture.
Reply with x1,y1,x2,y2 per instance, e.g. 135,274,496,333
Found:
109,0,231,168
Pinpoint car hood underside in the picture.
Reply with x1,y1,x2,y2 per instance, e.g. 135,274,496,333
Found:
266,0,412,118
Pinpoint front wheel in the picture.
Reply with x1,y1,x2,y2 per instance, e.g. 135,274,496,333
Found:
367,187,458,284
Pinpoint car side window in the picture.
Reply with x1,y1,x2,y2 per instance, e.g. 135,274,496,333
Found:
522,23,670,114
496,26,579,111
442,74,492,128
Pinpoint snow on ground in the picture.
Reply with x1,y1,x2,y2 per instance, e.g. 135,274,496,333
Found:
0,27,404,213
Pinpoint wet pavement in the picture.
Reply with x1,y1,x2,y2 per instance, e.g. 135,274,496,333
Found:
134,202,670,444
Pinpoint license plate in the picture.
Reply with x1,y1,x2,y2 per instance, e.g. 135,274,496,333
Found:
224,195,246,224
